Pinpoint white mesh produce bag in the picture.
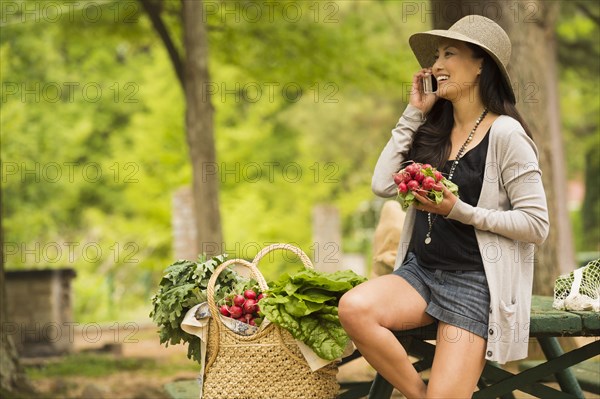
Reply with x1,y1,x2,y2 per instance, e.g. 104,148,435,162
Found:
553,258,600,312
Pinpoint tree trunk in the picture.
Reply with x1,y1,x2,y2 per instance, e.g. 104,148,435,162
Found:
0,177,31,394
182,0,223,256
497,0,574,292
431,0,574,295
582,145,600,251
0,265,21,393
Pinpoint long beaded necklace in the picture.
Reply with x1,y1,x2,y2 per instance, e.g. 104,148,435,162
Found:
424,108,488,245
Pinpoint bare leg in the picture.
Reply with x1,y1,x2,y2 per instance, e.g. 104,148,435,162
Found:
339,275,435,399
426,322,487,399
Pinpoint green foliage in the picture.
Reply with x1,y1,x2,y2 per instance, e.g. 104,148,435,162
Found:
2,0,597,323
1,0,189,322
556,1,600,79
25,353,191,379
260,268,366,360
581,145,600,250
150,254,235,364
556,2,600,252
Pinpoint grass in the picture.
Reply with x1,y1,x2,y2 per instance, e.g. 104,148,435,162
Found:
25,352,193,380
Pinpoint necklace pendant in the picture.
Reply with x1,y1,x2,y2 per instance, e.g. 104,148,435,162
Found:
425,236,432,245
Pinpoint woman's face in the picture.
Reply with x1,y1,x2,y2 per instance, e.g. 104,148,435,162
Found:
431,38,483,102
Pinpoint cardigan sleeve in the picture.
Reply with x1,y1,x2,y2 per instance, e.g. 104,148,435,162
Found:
372,105,426,197
446,126,550,245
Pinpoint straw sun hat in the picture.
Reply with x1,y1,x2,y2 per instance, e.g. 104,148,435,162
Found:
408,15,514,99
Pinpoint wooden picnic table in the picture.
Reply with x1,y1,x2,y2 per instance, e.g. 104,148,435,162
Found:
339,295,600,399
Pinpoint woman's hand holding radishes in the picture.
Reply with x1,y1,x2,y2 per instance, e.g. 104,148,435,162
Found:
394,161,459,215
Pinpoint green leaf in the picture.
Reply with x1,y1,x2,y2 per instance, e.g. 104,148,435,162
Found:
260,268,366,361
283,296,325,317
292,288,337,303
298,315,349,360
443,178,460,196
149,253,238,364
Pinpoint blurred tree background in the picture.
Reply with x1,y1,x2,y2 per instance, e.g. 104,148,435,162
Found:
1,0,598,325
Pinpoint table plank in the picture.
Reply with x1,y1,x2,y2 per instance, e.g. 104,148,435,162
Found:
530,295,599,336
530,296,583,336
530,311,583,336
572,311,600,333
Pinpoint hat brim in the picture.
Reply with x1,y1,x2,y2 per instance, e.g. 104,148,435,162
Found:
409,30,514,100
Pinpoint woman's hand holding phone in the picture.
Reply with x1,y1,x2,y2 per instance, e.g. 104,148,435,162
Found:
410,68,438,115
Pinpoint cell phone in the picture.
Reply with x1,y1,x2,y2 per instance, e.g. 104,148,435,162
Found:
423,73,437,94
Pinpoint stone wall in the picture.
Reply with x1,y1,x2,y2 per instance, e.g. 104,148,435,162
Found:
4,268,76,357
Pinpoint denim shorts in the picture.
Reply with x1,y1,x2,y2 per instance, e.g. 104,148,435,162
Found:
392,252,491,339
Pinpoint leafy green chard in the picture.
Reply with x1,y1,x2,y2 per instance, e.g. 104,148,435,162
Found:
259,269,366,361
150,254,236,364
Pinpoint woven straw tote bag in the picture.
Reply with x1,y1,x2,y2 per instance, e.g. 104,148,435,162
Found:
202,244,340,399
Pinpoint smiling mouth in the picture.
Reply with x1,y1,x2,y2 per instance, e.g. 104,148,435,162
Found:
436,75,449,83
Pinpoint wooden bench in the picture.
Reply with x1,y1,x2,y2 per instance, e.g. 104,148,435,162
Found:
165,296,599,398
339,295,600,399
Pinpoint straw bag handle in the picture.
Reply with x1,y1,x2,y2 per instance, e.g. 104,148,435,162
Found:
252,243,314,270
250,244,328,367
205,258,275,373
205,246,334,375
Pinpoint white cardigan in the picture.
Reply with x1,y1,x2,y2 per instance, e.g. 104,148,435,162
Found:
372,104,550,364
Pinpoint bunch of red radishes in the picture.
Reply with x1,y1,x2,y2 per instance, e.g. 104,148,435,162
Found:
219,289,265,326
393,161,459,210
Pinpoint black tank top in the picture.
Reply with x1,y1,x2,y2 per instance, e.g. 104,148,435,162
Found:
411,128,490,271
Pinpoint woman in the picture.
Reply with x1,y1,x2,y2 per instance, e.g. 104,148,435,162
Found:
339,15,549,399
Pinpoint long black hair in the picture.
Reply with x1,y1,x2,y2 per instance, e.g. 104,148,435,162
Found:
408,43,532,169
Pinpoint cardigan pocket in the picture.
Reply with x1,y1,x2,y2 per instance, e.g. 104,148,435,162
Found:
498,298,518,340
500,298,516,314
